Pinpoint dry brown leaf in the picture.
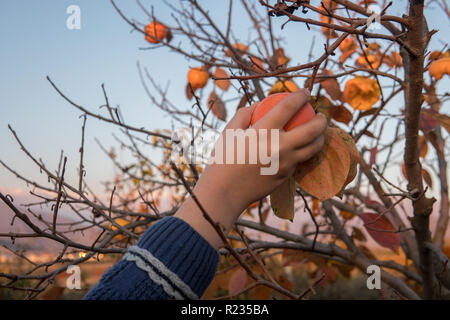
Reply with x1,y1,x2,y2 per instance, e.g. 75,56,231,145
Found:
321,71,342,101
270,176,295,221
185,83,195,100
359,213,400,254
329,105,353,125
214,67,231,91
352,227,366,242
208,91,227,121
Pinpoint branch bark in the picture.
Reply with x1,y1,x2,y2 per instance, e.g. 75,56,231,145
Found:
403,0,438,299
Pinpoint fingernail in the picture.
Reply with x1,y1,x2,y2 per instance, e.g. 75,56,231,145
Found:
302,88,311,96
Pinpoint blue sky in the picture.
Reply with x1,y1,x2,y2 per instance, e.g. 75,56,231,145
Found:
0,0,448,194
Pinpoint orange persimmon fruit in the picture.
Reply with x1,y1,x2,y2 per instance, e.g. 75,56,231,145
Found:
145,21,166,44
188,67,209,90
250,92,315,131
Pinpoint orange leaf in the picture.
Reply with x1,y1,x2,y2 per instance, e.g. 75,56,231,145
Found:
319,7,338,39
428,50,449,62
401,163,407,179
429,57,450,80
225,42,248,56
208,91,227,121
340,49,356,63
312,198,320,216
359,213,400,253
341,210,354,220
339,37,357,53
273,48,290,66
214,67,231,91
384,51,403,68
334,128,360,188
418,135,428,158
269,80,299,95
295,127,351,200
356,54,381,69
343,76,381,111
321,26,338,39
249,56,266,73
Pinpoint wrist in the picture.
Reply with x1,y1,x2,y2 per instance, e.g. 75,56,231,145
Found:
174,169,245,249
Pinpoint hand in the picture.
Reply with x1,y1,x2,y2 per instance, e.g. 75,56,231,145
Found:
175,89,328,248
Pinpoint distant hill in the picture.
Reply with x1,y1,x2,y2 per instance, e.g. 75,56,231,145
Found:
0,192,98,253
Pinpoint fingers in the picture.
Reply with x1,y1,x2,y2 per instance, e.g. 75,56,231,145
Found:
292,134,325,163
256,89,310,129
285,113,328,149
225,104,258,130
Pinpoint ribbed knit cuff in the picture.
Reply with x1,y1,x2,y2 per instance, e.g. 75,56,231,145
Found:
129,216,219,299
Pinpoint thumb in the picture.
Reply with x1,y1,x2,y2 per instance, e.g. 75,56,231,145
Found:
225,103,258,130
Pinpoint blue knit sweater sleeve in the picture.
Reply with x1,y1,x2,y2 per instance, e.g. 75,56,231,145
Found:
83,216,219,300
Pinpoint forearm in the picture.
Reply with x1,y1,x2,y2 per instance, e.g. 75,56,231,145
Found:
174,165,247,249
84,216,218,300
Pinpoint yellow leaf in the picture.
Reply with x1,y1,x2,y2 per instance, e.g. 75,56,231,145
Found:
356,54,381,69
225,42,248,56
343,77,380,111
274,48,290,66
429,57,450,80
269,80,299,95
339,37,357,53
384,51,402,68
